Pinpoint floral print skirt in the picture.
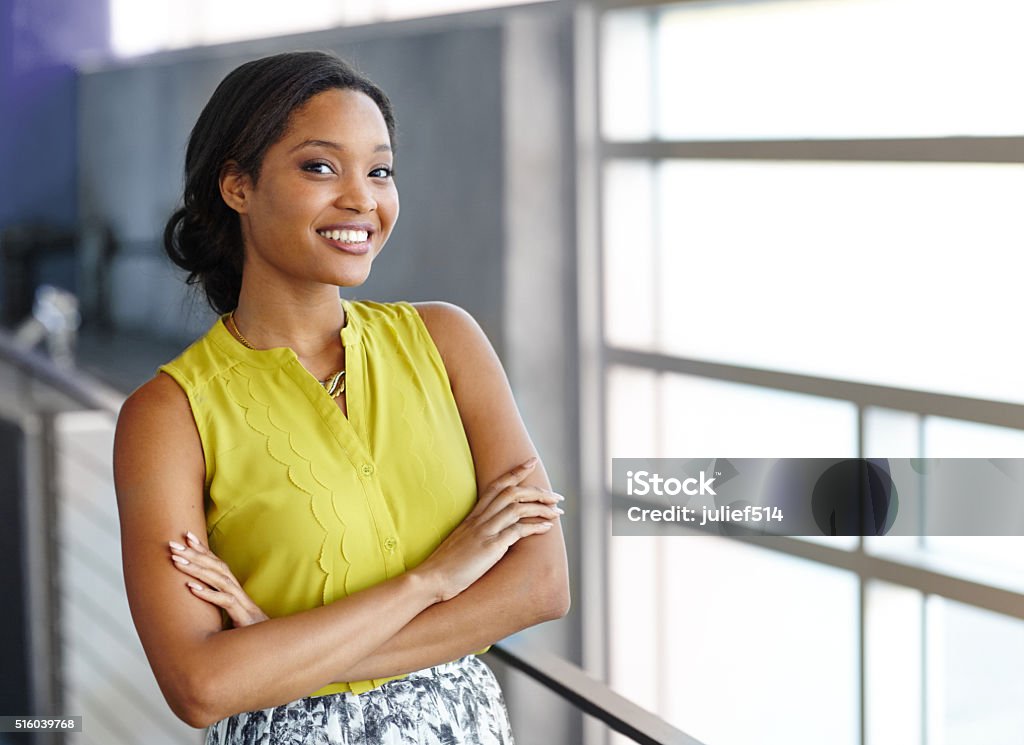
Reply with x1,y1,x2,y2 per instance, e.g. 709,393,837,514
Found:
204,654,515,745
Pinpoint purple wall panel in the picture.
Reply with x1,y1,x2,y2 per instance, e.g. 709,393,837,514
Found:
0,0,109,226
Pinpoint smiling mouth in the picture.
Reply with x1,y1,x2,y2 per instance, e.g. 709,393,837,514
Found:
317,228,370,243
316,228,373,254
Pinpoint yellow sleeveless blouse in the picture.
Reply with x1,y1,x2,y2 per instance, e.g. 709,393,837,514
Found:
159,299,483,696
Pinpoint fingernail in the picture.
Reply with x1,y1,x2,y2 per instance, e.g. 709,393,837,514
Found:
554,507,564,515
187,582,203,591
186,531,200,545
172,555,190,565
541,521,553,527
524,457,538,467
169,541,186,551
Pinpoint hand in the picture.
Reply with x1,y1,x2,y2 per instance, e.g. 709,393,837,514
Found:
168,531,270,627
414,457,565,603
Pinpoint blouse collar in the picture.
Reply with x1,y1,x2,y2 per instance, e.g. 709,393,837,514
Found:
209,298,360,369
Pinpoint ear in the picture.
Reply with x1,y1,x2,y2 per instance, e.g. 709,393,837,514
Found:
219,162,252,214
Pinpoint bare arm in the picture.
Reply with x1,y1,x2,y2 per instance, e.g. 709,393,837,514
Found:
114,373,551,728
332,302,570,681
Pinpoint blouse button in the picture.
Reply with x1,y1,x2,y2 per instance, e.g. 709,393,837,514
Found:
360,463,375,477
383,537,398,552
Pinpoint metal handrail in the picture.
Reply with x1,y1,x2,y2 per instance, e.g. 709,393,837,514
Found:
0,328,123,416
493,638,705,745
0,327,702,745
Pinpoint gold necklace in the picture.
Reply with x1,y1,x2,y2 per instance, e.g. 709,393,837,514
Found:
228,311,346,399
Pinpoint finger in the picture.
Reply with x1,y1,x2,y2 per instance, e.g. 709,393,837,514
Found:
186,581,249,620
474,458,538,510
477,486,563,524
482,501,563,535
497,485,563,505
185,530,209,552
188,581,267,627
170,541,240,591
491,520,554,550
171,553,236,592
483,491,565,528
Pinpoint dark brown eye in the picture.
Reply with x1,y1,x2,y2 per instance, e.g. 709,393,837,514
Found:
302,161,334,175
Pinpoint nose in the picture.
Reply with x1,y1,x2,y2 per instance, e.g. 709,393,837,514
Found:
334,174,376,213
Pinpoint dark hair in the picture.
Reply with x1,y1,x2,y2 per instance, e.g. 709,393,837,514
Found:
164,51,396,315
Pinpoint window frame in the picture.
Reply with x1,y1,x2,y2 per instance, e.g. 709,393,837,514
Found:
580,1,1024,742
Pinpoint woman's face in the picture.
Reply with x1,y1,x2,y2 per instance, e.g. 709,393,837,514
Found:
225,88,399,290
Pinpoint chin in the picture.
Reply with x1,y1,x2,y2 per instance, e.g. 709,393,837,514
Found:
329,267,373,288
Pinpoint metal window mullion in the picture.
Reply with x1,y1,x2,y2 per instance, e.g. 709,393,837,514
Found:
594,0,732,10
606,346,1024,432
856,405,867,745
577,3,614,745
600,137,1024,164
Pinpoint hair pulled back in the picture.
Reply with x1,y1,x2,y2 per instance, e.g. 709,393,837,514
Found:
164,51,396,315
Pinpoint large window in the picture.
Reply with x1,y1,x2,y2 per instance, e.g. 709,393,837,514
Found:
591,1,1024,743
108,0,551,57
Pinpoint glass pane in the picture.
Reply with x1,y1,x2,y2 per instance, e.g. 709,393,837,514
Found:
655,159,1024,403
486,657,586,745
110,0,346,55
603,160,656,349
924,417,1024,458
645,537,858,745
927,597,1024,744
606,366,658,488
608,534,660,715
922,417,1024,582
110,0,551,56
864,407,921,459
659,373,857,457
655,0,1024,139
865,582,923,745
381,0,545,20
600,9,654,141
606,366,658,458
863,415,1024,571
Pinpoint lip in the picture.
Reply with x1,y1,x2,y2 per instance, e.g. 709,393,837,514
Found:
315,223,376,255
317,222,376,233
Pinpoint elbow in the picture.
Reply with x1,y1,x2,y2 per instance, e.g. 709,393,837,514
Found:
530,571,571,624
169,699,209,731
164,665,223,729
542,582,571,622
178,697,218,731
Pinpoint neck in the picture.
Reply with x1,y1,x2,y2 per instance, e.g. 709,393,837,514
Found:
231,277,347,361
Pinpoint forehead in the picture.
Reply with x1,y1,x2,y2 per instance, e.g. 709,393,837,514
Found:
283,88,390,143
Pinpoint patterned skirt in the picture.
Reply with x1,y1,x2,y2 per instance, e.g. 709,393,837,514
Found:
204,654,515,745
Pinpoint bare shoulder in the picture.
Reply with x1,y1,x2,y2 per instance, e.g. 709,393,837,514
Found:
114,372,205,491
116,373,198,447
411,301,496,382
119,372,191,420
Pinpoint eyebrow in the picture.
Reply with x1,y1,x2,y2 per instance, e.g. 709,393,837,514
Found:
289,139,392,154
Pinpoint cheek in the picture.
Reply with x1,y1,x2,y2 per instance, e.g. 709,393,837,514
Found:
256,181,322,222
382,189,400,229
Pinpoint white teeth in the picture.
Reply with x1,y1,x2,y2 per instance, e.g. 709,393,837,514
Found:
319,229,369,243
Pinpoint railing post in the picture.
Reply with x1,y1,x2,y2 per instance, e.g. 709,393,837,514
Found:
1,409,62,745
25,411,63,745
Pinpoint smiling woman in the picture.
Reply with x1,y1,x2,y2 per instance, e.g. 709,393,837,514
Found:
113,52,569,744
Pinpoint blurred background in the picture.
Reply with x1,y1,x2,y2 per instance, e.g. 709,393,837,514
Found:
2,0,1024,744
